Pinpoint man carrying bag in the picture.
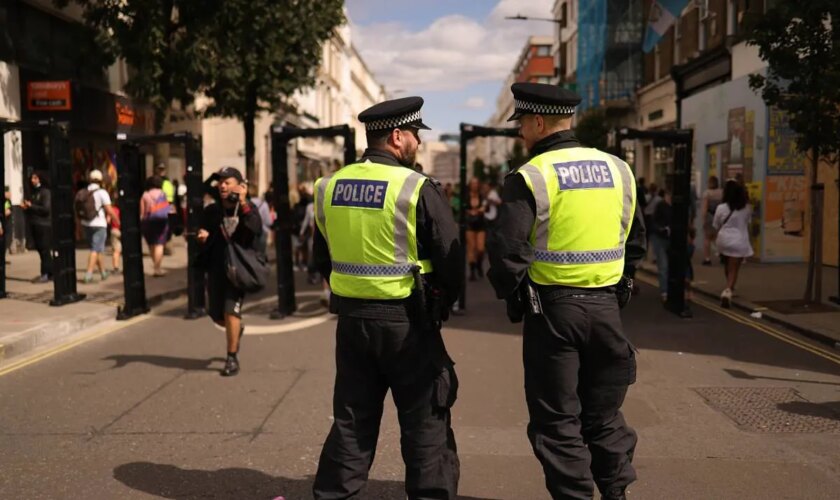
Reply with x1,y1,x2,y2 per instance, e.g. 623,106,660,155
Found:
196,167,263,377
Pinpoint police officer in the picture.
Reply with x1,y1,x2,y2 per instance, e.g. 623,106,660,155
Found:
312,97,462,499
487,83,646,500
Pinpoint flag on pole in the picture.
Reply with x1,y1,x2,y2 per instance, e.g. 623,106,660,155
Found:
642,0,691,53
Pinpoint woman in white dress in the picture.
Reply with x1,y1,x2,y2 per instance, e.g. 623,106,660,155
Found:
713,180,753,308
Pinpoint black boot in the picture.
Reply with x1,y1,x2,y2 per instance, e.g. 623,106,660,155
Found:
602,487,627,500
469,263,477,281
221,353,240,377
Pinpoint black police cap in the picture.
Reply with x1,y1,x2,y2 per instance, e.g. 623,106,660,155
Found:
507,82,581,121
358,96,431,131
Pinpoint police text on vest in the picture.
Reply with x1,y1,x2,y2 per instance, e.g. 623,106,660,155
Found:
332,179,388,209
553,160,615,190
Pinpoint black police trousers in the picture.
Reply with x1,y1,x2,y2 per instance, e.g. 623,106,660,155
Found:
313,316,460,500
523,291,637,499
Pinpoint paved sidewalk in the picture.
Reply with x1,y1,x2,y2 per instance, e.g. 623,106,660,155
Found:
640,256,840,347
0,240,191,362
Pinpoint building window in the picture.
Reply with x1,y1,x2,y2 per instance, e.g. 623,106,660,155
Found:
560,2,568,28
536,45,551,57
727,0,737,36
698,0,707,51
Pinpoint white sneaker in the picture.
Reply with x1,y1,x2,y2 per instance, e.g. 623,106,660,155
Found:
720,288,732,308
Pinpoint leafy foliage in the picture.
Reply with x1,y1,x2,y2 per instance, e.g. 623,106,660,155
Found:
746,1,840,162
575,108,609,151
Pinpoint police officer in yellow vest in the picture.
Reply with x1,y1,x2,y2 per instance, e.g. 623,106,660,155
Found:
312,97,462,499
488,83,646,500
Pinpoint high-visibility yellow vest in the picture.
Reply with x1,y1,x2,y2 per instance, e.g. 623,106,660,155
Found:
161,178,175,203
516,147,637,288
314,162,433,300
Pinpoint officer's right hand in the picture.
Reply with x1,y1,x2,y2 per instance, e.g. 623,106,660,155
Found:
196,229,209,243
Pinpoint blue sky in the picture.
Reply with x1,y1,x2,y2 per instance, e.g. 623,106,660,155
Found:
346,0,555,136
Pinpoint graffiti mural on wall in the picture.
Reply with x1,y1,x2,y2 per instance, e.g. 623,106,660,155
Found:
764,107,807,260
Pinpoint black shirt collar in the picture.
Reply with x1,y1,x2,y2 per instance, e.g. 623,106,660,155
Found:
360,148,402,167
529,130,580,158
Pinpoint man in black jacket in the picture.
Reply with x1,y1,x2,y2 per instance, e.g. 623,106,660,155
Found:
22,172,52,283
197,167,262,377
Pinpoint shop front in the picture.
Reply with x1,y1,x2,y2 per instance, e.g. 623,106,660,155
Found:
19,72,154,241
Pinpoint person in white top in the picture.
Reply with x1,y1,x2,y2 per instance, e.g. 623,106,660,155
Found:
81,170,118,283
713,180,753,308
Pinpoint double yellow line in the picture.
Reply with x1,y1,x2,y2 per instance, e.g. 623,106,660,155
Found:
636,274,840,365
0,300,184,378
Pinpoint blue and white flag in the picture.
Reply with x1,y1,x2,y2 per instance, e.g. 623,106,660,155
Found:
642,0,690,53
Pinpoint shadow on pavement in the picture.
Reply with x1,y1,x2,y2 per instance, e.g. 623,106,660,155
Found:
776,401,840,422
103,355,226,371
113,462,494,500
724,368,840,386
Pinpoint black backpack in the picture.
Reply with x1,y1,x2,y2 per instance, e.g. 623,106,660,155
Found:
74,188,100,221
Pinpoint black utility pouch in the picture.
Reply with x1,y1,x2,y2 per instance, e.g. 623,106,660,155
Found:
433,362,459,410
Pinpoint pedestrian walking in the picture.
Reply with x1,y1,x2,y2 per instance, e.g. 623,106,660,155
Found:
140,176,170,277
21,172,52,283
109,204,122,274
487,83,646,500
483,179,501,231
249,184,272,256
196,167,262,377
311,97,461,500
292,184,312,271
713,179,753,308
156,163,177,256
465,177,486,281
76,169,117,283
700,175,723,265
650,189,672,301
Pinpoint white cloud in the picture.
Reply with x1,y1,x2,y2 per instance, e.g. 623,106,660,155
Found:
351,0,555,93
463,97,486,108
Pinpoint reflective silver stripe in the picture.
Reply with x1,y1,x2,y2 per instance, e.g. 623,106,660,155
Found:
315,175,332,244
534,247,624,264
518,164,550,250
607,153,634,245
393,172,425,262
332,261,416,276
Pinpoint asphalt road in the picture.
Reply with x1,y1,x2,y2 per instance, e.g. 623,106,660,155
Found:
1,276,839,499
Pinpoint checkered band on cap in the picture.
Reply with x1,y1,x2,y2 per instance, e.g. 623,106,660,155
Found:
514,99,576,116
365,110,423,131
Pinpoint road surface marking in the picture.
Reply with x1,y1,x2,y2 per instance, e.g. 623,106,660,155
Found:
635,274,840,365
0,300,184,378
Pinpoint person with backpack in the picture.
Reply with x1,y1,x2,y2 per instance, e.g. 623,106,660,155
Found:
76,170,117,283
140,176,171,277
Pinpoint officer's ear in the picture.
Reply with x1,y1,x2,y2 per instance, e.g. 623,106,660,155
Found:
534,114,546,134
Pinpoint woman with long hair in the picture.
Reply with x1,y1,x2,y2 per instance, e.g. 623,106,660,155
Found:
465,177,486,281
713,180,753,307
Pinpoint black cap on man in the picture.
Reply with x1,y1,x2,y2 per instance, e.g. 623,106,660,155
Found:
507,82,581,121
359,96,430,168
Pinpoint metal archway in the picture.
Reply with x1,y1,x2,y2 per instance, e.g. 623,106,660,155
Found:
270,124,356,318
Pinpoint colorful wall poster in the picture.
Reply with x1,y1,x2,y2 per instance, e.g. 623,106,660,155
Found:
763,175,807,260
767,107,805,176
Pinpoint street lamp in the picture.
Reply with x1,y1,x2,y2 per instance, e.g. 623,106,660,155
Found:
505,13,564,84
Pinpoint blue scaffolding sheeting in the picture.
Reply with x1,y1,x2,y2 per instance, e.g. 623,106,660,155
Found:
577,0,607,111
577,0,644,112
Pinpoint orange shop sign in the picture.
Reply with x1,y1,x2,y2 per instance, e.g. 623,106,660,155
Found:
27,81,72,111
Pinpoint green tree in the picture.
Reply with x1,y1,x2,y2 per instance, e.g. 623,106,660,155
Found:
56,0,215,131
201,0,344,180
746,1,840,301
575,108,609,150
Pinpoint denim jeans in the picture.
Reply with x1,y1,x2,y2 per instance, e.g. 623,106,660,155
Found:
650,233,669,295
